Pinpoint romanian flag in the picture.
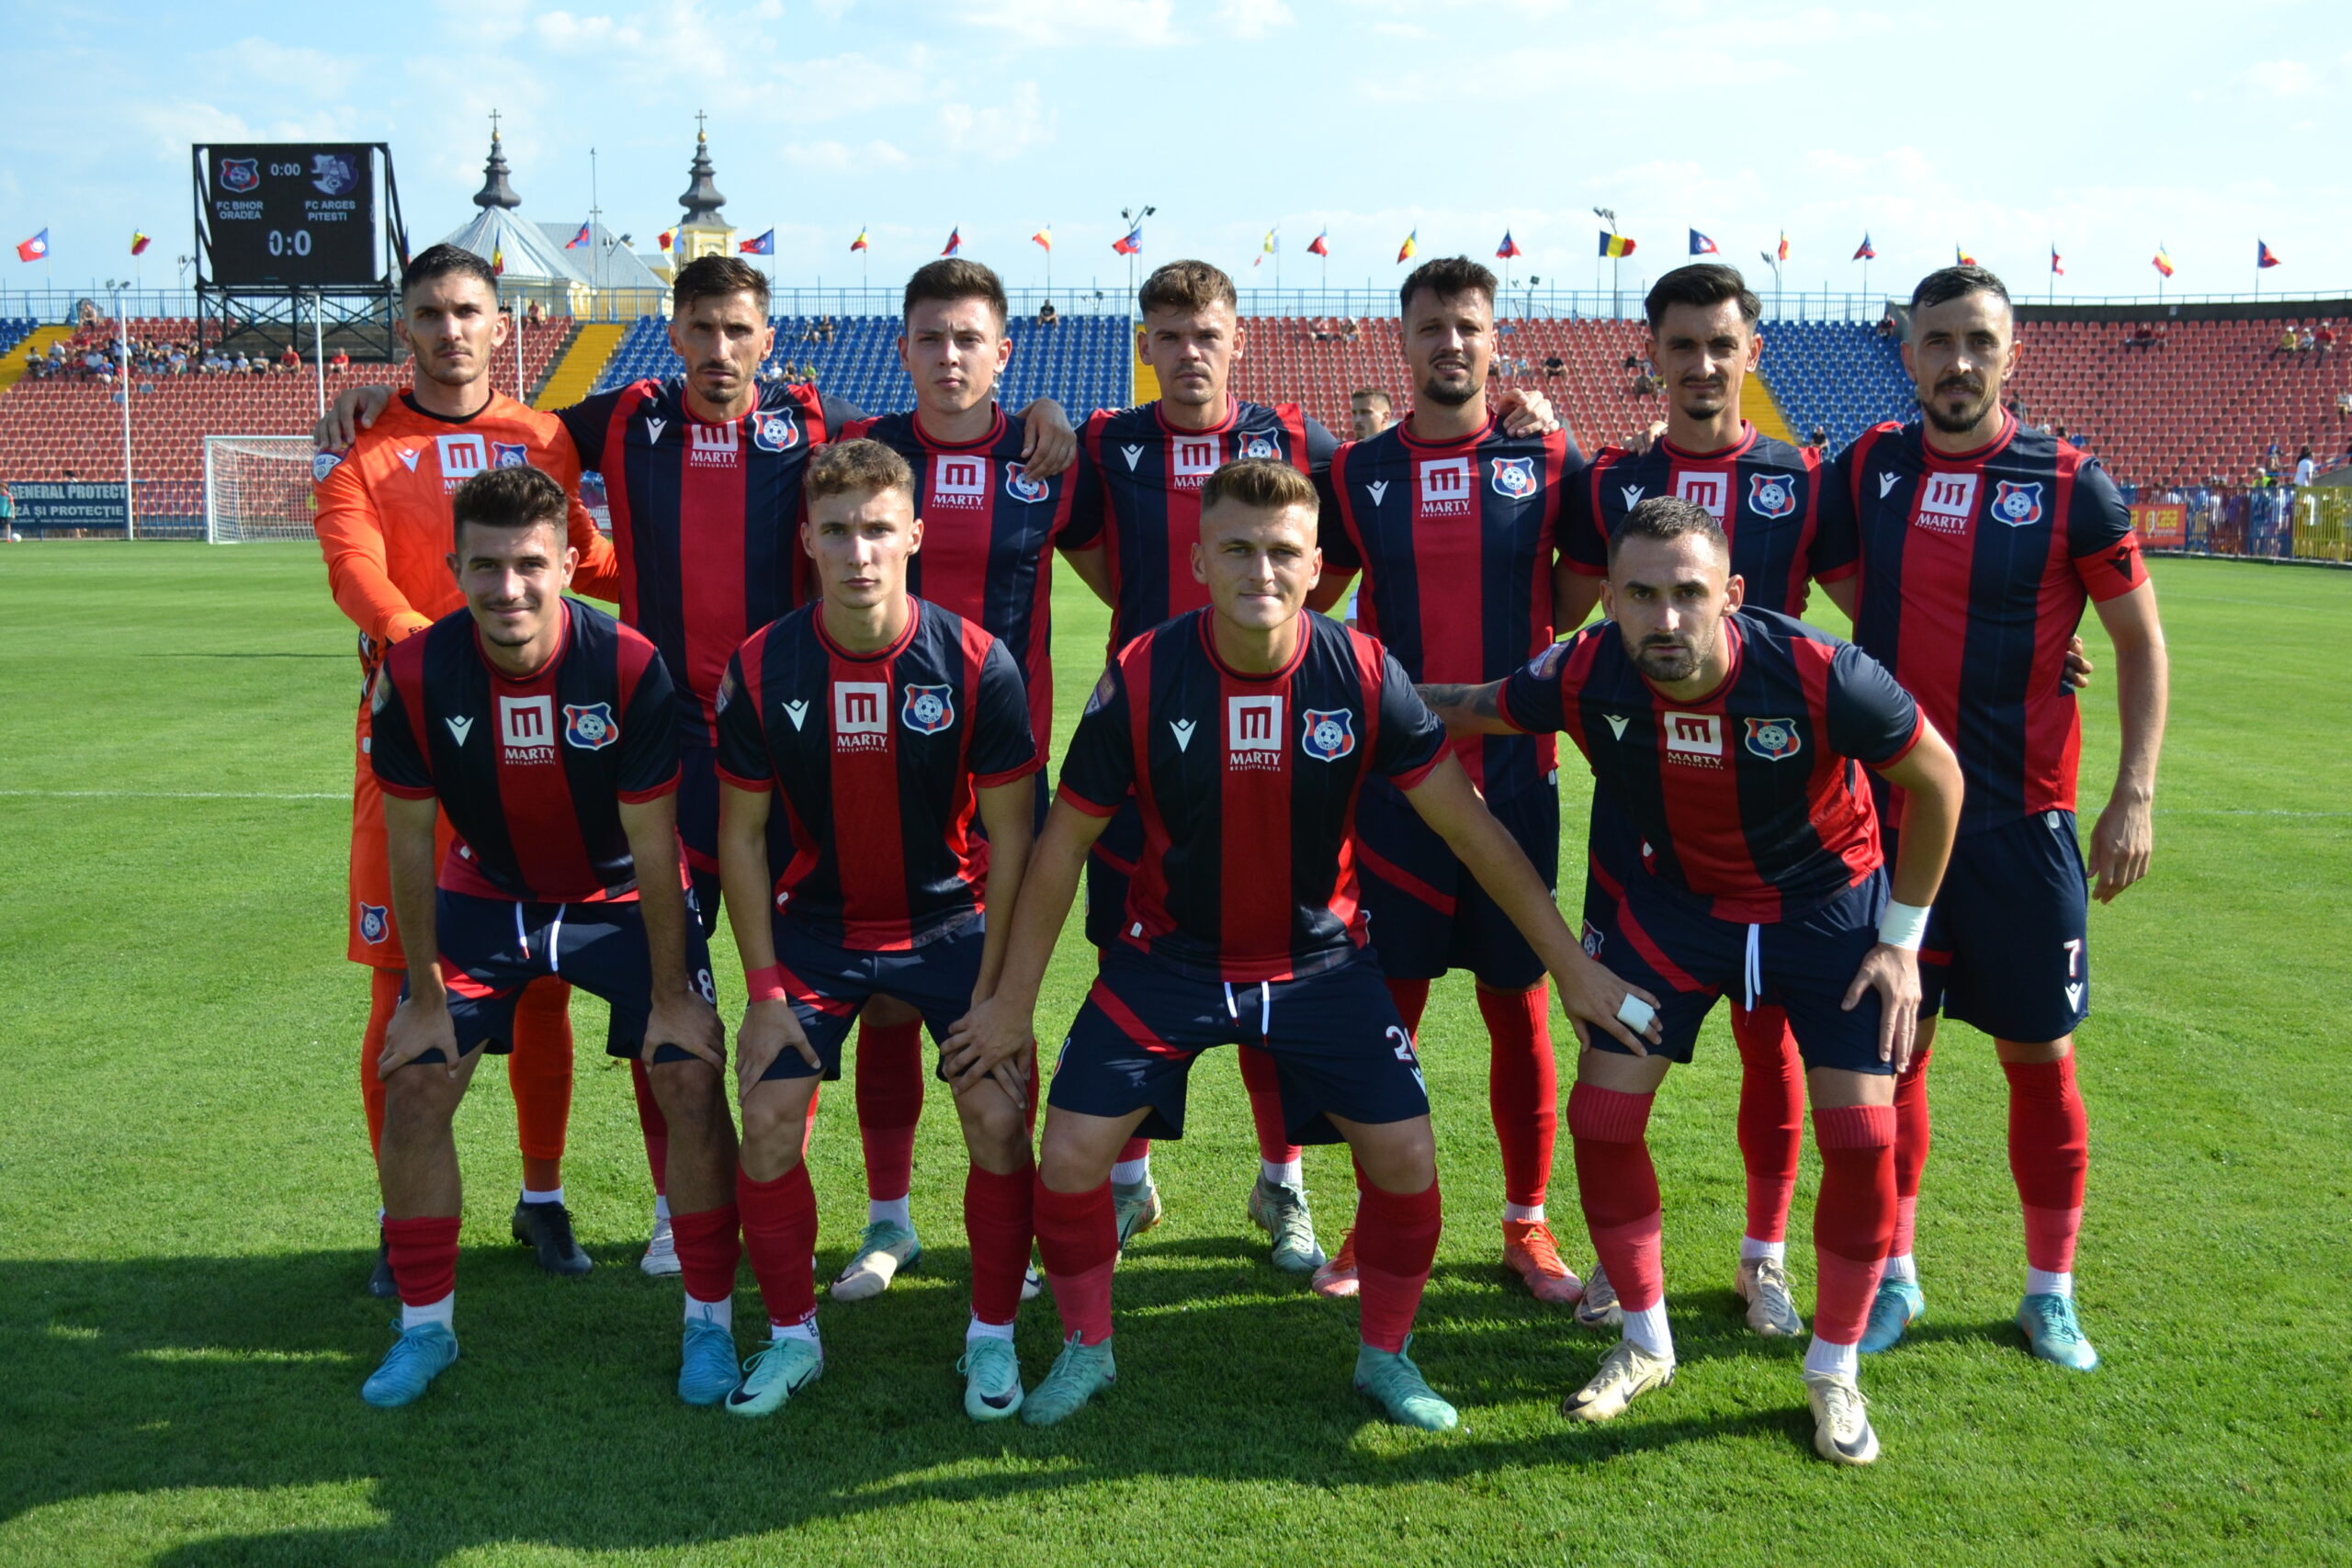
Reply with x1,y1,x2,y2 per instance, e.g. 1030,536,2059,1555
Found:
943,227,963,256
491,242,505,276
130,231,153,256
2152,245,2174,278
2257,239,2281,269
1396,229,1418,264
658,229,675,252
1689,229,1718,255
1777,231,1791,263
1955,244,1977,266
1853,232,1875,261
1254,228,1276,267
740,229,775,255
1112,224,1141,256
1496,231,1522,260
2051,245,2064,276
565,221,591,250
15,229,48,263
1306,228,1329,257
1033,225,1053,252
850,227,869,253
1600,230,1635,258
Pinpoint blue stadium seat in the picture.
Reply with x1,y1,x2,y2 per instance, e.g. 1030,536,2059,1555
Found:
1756,321,1917,454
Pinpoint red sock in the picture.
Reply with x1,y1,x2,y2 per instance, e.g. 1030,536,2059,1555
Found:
965,1164,1035,1326
629,1058,668,1196
855,1019,924,1201
1568,1082,1663,1312
1385,977,1430,1038
360,968,401,1161
1355,1178,1443,1351
1033,1176,1117,1345
670,1204,741,1304
2003,1053,2088,1274
384,1214,460,1307
1811,1104,1897,1345
508,978,574,1173
1731,1002,1804,1244
1118,1137,1150,1164
737,1164,819,1329
1238,1043,1303,1166
1479,985,1555,1210
1891,1046,1933,1256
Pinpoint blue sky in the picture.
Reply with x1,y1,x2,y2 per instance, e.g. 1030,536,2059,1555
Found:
2,0,2345,302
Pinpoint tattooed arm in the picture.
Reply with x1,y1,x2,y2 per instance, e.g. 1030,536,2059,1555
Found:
1415,679,1518,738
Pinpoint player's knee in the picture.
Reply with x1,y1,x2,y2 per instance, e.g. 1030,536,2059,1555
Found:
952,1083,1028,1164
738,1085,812,1168
381,1064,462,1136
1036,1123,1114,1194
1349,1119,1438,1194
649,1060,728,1134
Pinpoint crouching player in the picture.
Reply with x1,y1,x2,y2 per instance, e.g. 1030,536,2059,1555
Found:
361,465,736,1408
945,459,1658,1432
712,440,1043,1421
1420,496,1964,1463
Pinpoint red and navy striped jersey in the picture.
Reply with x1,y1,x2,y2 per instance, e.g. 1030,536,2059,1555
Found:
1564,424,1840,618
558,378,866,747
839,407,1079,757
1324,417,1577,802
1818,414,2145,834
1058,609,1449,983
1503,607,1919,923
1061,399,1340,656
713,597,1040,952
370,599,682,904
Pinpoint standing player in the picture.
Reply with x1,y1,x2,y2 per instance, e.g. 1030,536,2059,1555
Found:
358,465,735,1409
946,459,1659,1431
1348,388,1396,441
825,258,1080,1303
711,441,1042,1420
314,244,622,1292
1422,497,1965,1464
1316,256,1583,1306
1822,266,2168,1370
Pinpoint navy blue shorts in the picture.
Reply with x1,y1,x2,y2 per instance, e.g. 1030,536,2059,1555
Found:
413,889,717,1065
1584,871,1894,1075
1355,776,1559,990
1890,809,2090,1044
676,745,722,938
1083,799,1144,950
758,914,987,1083
1048,949,1429,1145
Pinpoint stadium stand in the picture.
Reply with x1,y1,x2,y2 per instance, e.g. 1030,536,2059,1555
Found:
1752,321,1917,456
590,313,1131,420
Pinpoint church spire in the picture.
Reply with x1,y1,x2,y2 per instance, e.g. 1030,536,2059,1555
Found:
472,111,521,210
677,114,726,222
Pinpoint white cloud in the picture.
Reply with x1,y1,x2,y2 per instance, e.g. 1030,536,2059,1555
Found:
936,82,1054,159
1210,0,1295,38
958,0,1177,46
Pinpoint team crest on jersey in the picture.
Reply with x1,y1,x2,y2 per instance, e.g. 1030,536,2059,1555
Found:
1084,671,1116,716
1579,919,1604,959
1744,716,1803,761
1005,463,1050,503
1992,480,2044,527
1748,473,1797,520
1300,708,1356,762
1490,457,1538,499
358,903,390,944
563,702,618,750
492,442,529,469
313,449,344,483
752,409,799,453
219,157,259,192
902,683,956,734
1239,434,1279,460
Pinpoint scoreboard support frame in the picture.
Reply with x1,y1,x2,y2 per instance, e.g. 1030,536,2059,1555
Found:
190,142,411,363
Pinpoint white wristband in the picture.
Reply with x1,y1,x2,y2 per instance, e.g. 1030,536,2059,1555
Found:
1614,994,1657,1032
1877,900,1931,952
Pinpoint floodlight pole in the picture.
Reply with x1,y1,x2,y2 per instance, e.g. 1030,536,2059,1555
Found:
312,289,326,418
113,282,135,539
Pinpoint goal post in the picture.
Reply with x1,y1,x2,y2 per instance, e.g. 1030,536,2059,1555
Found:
203,434,327,543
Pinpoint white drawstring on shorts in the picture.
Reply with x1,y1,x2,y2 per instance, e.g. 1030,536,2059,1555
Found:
1224,980,1273,1037
546,905,566,975
514,901,529,961
1744,922,1763,1012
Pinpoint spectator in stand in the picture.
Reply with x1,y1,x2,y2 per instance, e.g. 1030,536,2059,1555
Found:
2314,321,2335,360
1341,317,1362,344
330,345,351,374
22,346,39,378
2295,446,2316,486
525,299,546,326
280,344,302,373
1806,425,1828,451
1543,351,1563,379
1876,312,1896,337
1036,300,1059,328
249,354,269,378
2277,325,2299,356
2297,325,2316,355
232,351,251,375
2335,390,2352,418
1349,387,1395,441
819,315,836,343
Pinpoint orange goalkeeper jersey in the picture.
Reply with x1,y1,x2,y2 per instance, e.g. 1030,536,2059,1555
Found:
312,389,618,671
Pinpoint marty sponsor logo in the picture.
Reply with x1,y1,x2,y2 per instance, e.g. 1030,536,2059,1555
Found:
930,453,989,510
1674,469,1730,520
1418,457,1473,517
436,434,487,489
1662,710,1724,768
1170,434,1221,489
688,421,741,468
832,682,890,752
498,695,557,764
1913,470,1978,535
1227,694,1284,771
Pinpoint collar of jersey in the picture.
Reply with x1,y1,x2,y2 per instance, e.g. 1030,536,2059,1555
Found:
1638,612,1743,708
1660,422,1757,464
1195,607,1309,684
911,403,1008,451
814,596,922,663
1396,413,1500,452
401,389,499,428
1154,397,1240,438
471,597,571,684
1918,408,2018,466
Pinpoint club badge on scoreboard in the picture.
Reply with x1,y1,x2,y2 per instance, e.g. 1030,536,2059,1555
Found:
219,158,260,193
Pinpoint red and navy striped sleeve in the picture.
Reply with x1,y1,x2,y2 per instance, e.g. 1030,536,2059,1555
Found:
1824,641,1923,768
555,388,625,473
969,637,1044,787
1814,428,1892,585
1499,635,1577,735
1369,648,1448,787
712,641,772,790
1561,451,1613,576
2064,456,2146,602
1320,440,1364,573
613,632,684,802
367,644,435,800
1058,412,1113,550
1057,659,1135,816
815,392,868,432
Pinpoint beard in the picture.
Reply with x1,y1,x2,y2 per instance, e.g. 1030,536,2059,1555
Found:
1419,367,1480,408
1627,628,1708,684
1919,375,1997,434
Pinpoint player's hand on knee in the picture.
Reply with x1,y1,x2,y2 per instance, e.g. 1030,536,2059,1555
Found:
1553,957,1661,1055
2061,634,2095,691
1845,944,1921,1071
941,1001,1030,1103
735,998,816,1097
1495,388,1561,436
2089,795,2153,904
380,995,460,1080
643,993,726,1072
1016,398,1077,479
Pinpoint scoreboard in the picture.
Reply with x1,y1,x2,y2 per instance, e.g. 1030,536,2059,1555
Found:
201,144,379,288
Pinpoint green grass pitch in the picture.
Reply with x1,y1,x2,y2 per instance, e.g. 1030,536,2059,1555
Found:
0,546,2345,1566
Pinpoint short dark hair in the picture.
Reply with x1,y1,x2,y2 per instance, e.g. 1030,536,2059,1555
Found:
902,258,1009,328
1608,494,1728,566
1201,457,1318,519
673,254,771,316
806,437,915,504
451,463,567,548
1645,263,1761,333
1138,260,1238,318
1399,256,1497,317
1350,388,1392,409
1910,265,2011,315
401,244,497,303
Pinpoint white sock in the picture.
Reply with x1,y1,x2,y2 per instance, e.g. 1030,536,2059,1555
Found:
1503,1201,1546,1224
401,1292,455,1331
653,1193,672,1223
869,1195,911,1228
684,1292,732,1329
2027,1267,2074,1299
1804,1336,1859,1379
1111,1156,1149,1186
770,1314,820,1346
1261,1157,1303,1188
1883,1253,1918,1284
966,1315,1017,1345
1741,1236,1787,1264
1622,1302,1673,1359
521,1186,564,1207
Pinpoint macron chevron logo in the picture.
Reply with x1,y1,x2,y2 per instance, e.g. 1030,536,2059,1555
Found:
784,700,809,730
1122,445,1146,470
398,448,421,472
1880,471,1901,499
646,417,668,444
1605,715,1629,739
1619,484,1645,508
1366,480,1390,505
2065,982,2084,1010
1170,719,1196,750
445,716,474,744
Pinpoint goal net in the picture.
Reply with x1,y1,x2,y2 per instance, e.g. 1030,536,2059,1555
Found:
203,434,326,543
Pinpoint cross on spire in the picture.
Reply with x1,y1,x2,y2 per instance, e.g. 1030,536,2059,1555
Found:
695,108,707,140
489,107,502,139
